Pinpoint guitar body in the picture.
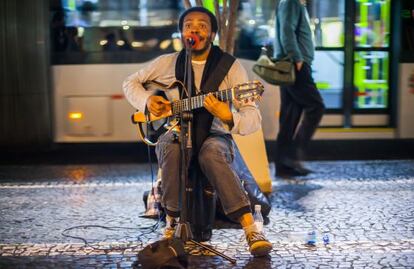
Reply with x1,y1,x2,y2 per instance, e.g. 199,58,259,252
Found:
132,111,179,146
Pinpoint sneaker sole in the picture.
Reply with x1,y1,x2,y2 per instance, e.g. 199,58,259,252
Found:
249,241,273,257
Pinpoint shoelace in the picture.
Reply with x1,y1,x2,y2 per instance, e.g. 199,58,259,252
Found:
163,225,176,237
247,231,266,243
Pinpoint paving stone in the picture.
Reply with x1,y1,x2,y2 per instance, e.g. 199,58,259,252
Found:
0,160,413,268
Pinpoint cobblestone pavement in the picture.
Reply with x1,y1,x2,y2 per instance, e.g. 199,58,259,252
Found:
0,160,413,268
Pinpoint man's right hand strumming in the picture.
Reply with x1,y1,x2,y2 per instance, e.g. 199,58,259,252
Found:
147,96,171,117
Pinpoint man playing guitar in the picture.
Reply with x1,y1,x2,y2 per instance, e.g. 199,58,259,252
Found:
123,6,272,257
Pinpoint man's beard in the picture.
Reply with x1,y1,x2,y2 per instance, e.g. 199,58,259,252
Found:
192,35,213,56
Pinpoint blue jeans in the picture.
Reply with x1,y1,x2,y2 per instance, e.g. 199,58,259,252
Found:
155,132,251,219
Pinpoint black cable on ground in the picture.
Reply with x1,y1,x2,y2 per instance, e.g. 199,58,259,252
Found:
61,217,162,251
61,142,165,251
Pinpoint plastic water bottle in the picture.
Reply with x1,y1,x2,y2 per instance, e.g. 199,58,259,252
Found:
154,180,162,211
288,229,332,246
253,204,264,233
306,230,317,246
322,233,330,245
145,189,159,217
260,47,268,57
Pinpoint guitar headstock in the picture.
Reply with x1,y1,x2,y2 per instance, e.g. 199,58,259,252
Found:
233,80,264,102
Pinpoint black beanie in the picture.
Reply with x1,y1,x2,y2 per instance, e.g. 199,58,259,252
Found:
178,6,218,33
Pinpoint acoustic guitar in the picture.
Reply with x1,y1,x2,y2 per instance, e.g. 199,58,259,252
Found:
132,80,264,146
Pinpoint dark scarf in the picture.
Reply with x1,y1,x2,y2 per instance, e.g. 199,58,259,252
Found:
175,45,227,154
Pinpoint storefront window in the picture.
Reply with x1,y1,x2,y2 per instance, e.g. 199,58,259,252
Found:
313,51,344,109
51,0,394,115
235,0,276,60
354,0,391,48
353,51,389,108
51,0,180,64
308,0,345,47
353,0,390,109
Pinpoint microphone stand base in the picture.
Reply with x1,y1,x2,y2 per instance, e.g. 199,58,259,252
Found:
174,222,236,264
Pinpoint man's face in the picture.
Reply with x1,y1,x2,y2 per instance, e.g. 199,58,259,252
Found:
181,11,216,55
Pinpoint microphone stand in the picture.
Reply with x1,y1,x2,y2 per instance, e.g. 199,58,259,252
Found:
174,43,194,242
174,41,236,264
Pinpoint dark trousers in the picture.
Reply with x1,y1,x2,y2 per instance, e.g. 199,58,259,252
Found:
275,62,325,163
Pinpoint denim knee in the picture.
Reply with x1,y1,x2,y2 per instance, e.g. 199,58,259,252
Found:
198,136,234,165
155,133,180,165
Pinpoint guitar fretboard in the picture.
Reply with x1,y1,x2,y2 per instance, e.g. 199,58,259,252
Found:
171,88,233,115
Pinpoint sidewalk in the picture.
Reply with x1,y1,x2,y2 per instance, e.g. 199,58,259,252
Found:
0,160,413,268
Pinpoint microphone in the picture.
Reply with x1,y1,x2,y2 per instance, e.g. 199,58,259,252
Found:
184,34,199,48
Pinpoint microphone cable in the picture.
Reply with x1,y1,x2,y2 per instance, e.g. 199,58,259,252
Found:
61,142,163,251
61,218,162,251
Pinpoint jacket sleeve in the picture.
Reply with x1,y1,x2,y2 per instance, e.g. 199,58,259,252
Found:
226,59,262,136
122,54,177,112
278,0,303,62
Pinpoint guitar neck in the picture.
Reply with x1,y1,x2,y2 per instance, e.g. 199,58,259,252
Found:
171,88,233,115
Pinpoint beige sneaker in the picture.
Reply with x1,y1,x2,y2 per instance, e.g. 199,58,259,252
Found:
246,231,273,257
162,217,177,239
162,225,176,239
